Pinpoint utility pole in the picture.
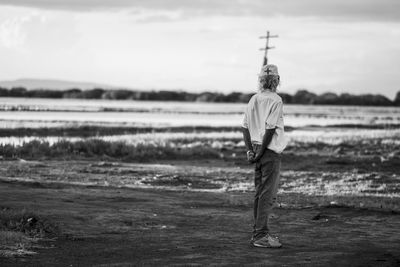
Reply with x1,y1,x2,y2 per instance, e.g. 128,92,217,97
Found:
259,31,278,67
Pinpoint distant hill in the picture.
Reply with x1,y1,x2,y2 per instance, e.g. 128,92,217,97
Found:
0,78,118,90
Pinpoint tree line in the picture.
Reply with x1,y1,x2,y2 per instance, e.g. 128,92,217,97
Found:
1,86,399,106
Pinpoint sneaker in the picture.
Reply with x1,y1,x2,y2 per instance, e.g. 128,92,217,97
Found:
250,234,280,244
252,234,282,248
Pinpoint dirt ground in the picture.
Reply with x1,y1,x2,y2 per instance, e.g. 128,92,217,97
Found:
1,160,400,266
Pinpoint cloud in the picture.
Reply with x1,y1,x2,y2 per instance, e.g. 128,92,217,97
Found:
0,0,399,21
0,12,39,49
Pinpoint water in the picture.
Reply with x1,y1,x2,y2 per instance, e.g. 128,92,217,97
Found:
1,97,399,147
1,97,399,129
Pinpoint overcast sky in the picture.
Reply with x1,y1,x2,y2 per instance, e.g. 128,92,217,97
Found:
0,0,399,98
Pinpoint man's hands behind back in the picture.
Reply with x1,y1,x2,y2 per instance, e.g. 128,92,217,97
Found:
247,150,255,163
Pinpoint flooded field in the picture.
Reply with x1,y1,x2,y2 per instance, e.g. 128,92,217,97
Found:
1,97,399,128
1,97,399,200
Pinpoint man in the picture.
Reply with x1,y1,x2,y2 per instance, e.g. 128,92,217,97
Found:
242,64,288,248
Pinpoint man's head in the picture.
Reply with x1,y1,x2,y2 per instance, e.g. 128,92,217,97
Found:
258,64,280,92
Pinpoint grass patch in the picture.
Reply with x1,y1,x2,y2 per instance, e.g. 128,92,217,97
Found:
0,139,221,161
0,208,59,258
0,230,31,247
0,208,59,238
0,230,36,258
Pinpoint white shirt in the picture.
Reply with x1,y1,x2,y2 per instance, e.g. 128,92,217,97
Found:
242,90,288,154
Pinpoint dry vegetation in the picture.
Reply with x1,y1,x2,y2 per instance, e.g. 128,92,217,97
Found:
0,208,59,257
0,139,221,161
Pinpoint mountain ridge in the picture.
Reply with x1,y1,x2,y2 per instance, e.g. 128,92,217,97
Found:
0,78,120,90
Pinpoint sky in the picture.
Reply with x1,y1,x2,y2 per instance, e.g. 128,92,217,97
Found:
0,0,399,98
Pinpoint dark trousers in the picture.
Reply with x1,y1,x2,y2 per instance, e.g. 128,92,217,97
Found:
252,145,281,239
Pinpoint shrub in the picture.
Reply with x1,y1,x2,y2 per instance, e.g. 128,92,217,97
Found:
293,89,317,104
0,208,59,238
9,87,27,97
0,139,221,161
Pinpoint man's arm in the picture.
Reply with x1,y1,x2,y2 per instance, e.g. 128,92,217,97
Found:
242,127,253,152
242,127,255,162
251,128,276,163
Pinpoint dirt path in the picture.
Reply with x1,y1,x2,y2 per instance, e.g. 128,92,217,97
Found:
1,177,400,266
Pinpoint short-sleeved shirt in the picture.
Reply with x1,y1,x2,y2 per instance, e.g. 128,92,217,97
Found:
242,90,287,154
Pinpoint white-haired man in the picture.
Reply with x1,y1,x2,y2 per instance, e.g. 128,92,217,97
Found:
242,64,288,248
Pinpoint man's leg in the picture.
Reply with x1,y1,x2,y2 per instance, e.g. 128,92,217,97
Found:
253,161,262,239
253,153,281,239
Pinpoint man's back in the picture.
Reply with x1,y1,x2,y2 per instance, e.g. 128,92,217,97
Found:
242,90,287,153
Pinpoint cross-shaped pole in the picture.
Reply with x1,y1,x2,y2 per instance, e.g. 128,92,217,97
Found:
259,31,278,67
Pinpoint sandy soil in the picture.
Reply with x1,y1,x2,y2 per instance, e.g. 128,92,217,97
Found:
0,159,400,266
